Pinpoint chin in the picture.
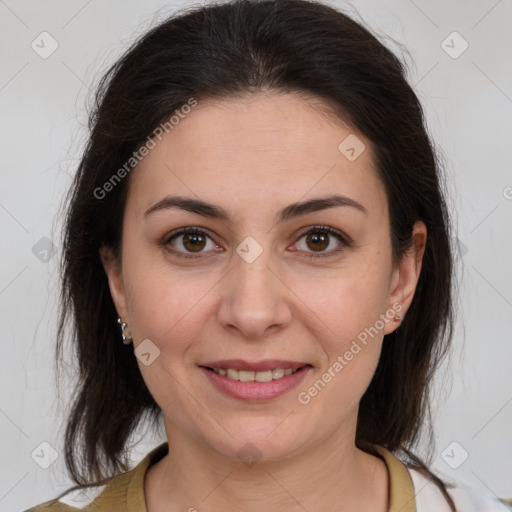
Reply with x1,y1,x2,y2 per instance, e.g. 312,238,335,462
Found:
201,418,310,463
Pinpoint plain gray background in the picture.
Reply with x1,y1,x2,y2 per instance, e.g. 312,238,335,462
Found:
1,1,511,510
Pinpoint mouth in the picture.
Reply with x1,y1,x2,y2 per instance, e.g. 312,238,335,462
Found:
198,360,313,402
201,366,305,382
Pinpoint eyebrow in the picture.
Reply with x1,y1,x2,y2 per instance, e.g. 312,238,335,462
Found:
144,194,368,222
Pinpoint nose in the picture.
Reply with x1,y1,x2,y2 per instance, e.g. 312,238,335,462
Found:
217,243,292,340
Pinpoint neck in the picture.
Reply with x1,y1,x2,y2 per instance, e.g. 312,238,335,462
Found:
144,423,388,512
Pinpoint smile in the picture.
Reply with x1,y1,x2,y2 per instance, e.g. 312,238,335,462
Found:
210,367,301,382
199,363,312,402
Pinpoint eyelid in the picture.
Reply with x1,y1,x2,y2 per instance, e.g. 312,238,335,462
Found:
161,224,350,259
163,226,217,245
293,225,350,259
161,226,221,259
295,225,351,246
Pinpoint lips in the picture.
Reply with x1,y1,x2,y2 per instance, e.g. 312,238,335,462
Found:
200,363,312,401
199,359,309,372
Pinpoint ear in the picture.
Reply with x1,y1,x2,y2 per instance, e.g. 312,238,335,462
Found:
383,221,427,335
99,244,129,322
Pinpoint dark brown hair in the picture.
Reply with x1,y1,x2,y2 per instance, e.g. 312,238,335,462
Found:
55,0,455,508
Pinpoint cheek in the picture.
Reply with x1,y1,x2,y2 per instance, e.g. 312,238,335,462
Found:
126,269,212,349
121,264,213,413
318,287,385,384
303,281,386,412
296,252,391,398
121,227,198,333
300,253,392,342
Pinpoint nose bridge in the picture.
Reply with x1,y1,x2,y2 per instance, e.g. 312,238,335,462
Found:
236,236,274,294
218,234,290,337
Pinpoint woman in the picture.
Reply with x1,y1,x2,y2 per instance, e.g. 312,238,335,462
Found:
23,1,508,511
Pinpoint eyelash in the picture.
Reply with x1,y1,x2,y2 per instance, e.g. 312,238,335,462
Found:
161,225,350,260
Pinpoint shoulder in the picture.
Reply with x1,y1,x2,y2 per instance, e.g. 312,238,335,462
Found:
408,467,511,512
22,442,168,512
22,501,70,512
21,471,135,512
21,482,110,512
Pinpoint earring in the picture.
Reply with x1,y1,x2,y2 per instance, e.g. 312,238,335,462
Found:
117,317,133,345
394,314,401,324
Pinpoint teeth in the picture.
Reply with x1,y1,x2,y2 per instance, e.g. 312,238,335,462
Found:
227,368,239,380
272,369,284,379
212,367,302,382
255,370,273,382
239,370,255,382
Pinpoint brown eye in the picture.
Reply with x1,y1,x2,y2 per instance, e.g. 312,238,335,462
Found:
164,228,221,258
294,226,348,258
305,231,329,252
181,232,207,252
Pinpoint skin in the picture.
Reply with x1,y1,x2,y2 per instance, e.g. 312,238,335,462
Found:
100,91,426,512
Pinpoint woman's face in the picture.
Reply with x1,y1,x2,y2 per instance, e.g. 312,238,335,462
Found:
102,92,426,462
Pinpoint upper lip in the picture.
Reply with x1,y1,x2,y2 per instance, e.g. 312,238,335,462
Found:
200,359,310,372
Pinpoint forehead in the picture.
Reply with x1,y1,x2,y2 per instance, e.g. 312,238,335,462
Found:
126,92,387,221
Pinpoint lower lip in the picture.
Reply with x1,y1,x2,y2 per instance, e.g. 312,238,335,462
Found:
200,366,311,402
